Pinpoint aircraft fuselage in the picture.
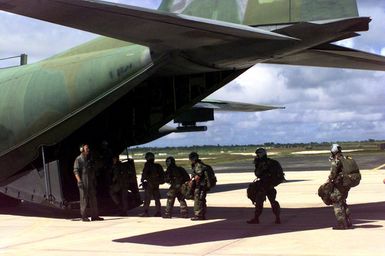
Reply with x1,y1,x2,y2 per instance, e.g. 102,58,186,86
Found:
0,43,155,181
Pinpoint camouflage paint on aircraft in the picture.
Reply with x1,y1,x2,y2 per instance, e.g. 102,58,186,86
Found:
159,0,358,25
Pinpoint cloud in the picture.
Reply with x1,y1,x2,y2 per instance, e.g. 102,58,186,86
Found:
1,0,384,147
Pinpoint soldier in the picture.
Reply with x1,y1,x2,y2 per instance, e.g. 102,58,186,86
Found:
163,156,190,218
73,144,104,222
247,148,282,224
124,158,142,209
139,152,164,217
327,144,353,230
189,152,211,221
109,155,130,216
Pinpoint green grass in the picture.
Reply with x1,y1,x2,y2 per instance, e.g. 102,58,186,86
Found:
127,140,385,174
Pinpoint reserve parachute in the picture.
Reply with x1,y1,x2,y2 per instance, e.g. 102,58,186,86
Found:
340,156,361,188
318,182,334,205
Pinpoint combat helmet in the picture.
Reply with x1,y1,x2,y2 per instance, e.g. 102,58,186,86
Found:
145,152,155,161
165,156,176,167
330,144,342,154
188,152,199,162
255,148,267,159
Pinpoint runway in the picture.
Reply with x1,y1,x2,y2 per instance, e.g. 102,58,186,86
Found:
1,153,384,256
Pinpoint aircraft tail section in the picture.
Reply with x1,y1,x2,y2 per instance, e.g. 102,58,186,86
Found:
158,0,359,25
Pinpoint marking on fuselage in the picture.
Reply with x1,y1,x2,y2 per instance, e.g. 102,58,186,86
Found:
109,64,133,80
116,64,133,78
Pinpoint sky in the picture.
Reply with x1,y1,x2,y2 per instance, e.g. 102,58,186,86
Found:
0,0,384,147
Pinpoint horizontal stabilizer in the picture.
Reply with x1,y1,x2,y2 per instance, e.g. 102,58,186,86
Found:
159,0,359,26
273,17,370,41
0,0,294,51
195,99,285,112
266,43,385,71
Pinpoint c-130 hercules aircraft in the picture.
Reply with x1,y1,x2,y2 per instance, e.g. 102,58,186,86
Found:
0,0,384,209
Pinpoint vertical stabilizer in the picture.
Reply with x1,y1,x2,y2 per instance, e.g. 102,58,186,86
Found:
158,0,359,25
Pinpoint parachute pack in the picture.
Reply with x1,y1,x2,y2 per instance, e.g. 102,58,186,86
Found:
340,156,361,188
149,163,165,185
267,159,285,187
179,166,191,183
204,164,217,189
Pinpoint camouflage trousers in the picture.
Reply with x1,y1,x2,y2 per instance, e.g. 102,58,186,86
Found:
193,187,207,217
254,187,280,219
330,186,351,226
143,185,161,213
165,187,188,216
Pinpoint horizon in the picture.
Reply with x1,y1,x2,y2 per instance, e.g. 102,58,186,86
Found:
1,0,384,147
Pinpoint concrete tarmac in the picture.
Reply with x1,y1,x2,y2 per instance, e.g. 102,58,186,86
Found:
1,155,385,256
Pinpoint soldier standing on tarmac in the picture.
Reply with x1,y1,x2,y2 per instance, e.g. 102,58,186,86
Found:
139,152,164,217
163,156,190,218
328,144,354,230
247,148,282,225
189,152,210,221
73,144,104,222
109,155,130,216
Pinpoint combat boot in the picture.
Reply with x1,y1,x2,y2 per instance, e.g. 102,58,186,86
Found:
332,223,347,230
91,216,104,221
346,218,353,229
191,216,205,221
162,213,172,219
246,217,259,224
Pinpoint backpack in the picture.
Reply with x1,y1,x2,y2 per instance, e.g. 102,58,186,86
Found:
178,166,191,184
157,164,165,185
340,156,361,188
204,164,217,189
147,163,165,185
267,159,285,187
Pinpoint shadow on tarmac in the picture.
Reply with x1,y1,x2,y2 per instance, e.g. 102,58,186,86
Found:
113,201,385,246
0,202,79,219
0,179,305,220
1,198,384,246
209,179,307,194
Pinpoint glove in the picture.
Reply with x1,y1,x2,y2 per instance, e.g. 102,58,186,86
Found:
77,181,84,189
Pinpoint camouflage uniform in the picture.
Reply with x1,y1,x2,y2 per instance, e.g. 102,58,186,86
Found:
109,159,130,215
141,161,164,216
191,160,210,219
164,164,190,217
329,155,352,228
124,159,142,208
73,154,99,219
250,158,281,224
